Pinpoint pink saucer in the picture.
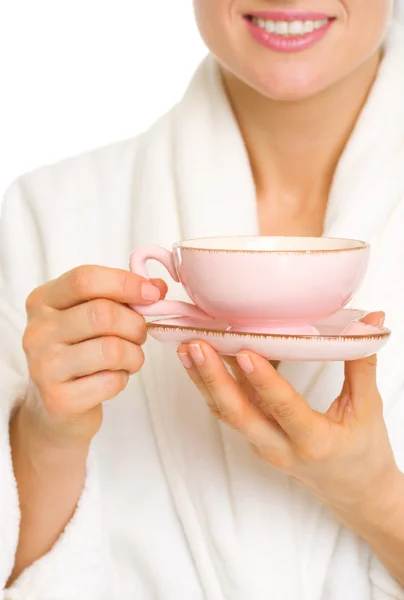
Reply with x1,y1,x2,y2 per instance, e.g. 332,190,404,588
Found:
147,310,391,362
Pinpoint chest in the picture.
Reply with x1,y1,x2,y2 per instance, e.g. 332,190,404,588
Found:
257,195,327,238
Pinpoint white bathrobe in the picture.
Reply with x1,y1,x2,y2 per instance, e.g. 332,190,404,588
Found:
1,21,404,600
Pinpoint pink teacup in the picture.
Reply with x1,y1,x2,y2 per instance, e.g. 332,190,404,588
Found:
129,236,370,334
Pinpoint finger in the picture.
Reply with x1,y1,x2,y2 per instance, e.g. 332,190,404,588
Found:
222,356,255,397
56,299,148,344
343,311,384,413
184,342,289,453
235,351,325,444
223,356,278,418
177,344,221,418
49,337,145,382
187,342,249,429
48,370,131,417
29,266,167,311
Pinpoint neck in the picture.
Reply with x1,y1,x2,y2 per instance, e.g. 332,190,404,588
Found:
221,51,382,220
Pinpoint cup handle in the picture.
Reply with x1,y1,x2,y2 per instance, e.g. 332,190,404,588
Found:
129,245,210,319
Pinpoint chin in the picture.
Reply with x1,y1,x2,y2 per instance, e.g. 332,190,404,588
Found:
245,64,328,102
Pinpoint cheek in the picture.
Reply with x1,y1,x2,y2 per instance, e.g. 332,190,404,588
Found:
333,2,392,76
342,0,393,24
194,0,241,64
193,0,231,41
342,0,393,52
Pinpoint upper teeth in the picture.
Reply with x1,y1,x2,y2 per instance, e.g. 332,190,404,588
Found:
252,18,329,36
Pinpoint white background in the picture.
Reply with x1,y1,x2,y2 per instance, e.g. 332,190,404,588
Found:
0,0,206,196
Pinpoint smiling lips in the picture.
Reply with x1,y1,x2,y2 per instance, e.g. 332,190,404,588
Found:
244,11,335,52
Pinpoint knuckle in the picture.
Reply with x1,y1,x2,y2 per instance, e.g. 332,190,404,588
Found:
265,452,291,471
132,313,147,344
271,401,295,422
130,347,145,373
28,352,57,387
42,346,63,378
102,371,129,397
25,288,42,313
89,299,119,331
42,317,60,341
22,326,38,354
194,379,208,396
208,404,221,419
253,380,270,394
254,396,271,414
297,442,326,464
120,271,135,296
101,337,125,366
294,420,330,463
40,385,70,418
249,443,292,471
219,406,241,429
69,266,94,296
200,373,218,389
22,320,58,356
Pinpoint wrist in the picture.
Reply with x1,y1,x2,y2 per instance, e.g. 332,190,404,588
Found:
334,467,404,536
11,402,92,470
23,382,101,447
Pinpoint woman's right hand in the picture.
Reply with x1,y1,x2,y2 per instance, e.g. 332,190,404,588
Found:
6,265,166,584
20,265,167,444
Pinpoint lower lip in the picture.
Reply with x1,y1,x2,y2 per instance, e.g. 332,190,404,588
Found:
245,18,334,53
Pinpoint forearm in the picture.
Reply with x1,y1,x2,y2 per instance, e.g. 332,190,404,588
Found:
336,469,404,587
7,404,89,585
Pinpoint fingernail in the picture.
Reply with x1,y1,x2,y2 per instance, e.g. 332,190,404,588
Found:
236,354,254,374
177,352,193,369
189,344,205,367
141,282,161,302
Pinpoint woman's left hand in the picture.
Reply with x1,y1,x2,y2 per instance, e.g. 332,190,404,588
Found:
177,312,402,525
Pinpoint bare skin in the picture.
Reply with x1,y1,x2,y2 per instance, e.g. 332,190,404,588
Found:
8,266,167,584
223,49,381,236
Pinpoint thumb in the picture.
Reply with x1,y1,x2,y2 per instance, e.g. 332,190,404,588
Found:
343,311,384,417
344,354,382,420
349,310,385,390
344,352,378,392
360,311,385,328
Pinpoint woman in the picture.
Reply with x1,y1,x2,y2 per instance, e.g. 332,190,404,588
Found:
1,1,404,598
